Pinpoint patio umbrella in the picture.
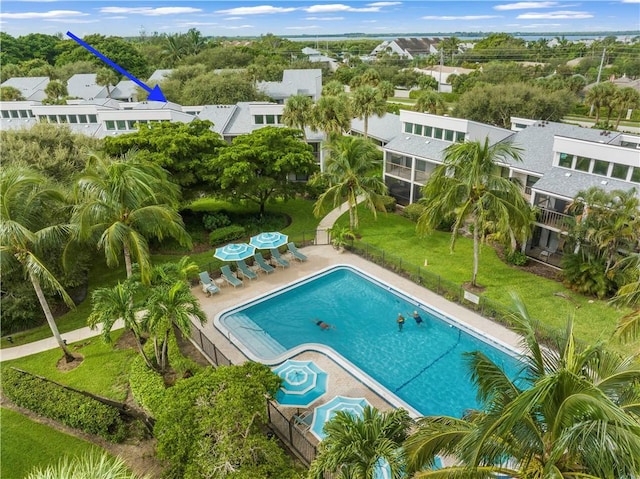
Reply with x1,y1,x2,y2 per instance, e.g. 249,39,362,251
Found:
374,458,391,479
310,396,371,440
214,243,256,262
273,359,328,407
249,231,288,250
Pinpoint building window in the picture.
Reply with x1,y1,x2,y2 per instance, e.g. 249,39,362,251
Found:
48,115,57,123
10,110,19,118
424,126,432,137
1,110,9,118
266,115,275,124
277,115,282,124
78,114,87,123
574,156,590,172
127,120,137,129
455,131,465,142
404,122,413,133
19,110,28,118
444,129,454,142
630,167,640,183
105,120,116,130
413,124,422,135
68,115,78,124
254,115,264,124
88,114,97,123
592,160,609,176
611,163,629,180
58,115,67,123
433,127,443,139
558,153,573,168
39,116,48,122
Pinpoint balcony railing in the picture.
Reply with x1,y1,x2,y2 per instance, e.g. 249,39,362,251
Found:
536,208,572,230
385,164,412,180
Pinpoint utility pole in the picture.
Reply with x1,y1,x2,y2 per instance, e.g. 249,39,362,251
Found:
438,50,444,93
589,48,606,116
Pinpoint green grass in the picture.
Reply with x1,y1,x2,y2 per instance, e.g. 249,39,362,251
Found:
348,208,633,354
1,407,104,479
1,330,136,401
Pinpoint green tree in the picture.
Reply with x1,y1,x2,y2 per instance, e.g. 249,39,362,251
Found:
72,152,190,283
611,253,640,342
313,94,352,140
611,86,640,129
0,168,75,361
26,452,144,479
162,34,186,64
44,80,67,103
438,36,461,63
404,294,640,478
184,28,206,56
181,71,263,105
414,90,446,114
0,86,25,101
350,85,387,139
585,82,617,123
323,80,346,96
206,127,317,216
95,67,120,99
282,94,314,140
309,406,412,479
313,136,387,230
417,138,532,287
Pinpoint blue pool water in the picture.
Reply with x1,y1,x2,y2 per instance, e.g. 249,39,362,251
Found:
219,266,524,417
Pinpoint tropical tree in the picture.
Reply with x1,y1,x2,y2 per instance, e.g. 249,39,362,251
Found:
96,67,119,99
0,167,75,362
585,82,617,123
72,152,191,284
323,80,346,96
438,36,461,63
163,34,186,64
611,86,640,129
313,94,352,140
308,406,413,479
26,452,145,479
184,28,206,56
350,85,387,139
404,294,640,478
43,79,67,103
313,136,387,230
611,252,640,342
282,94,314,140
417,138,532,287
414,90,446,115
0,86,25,101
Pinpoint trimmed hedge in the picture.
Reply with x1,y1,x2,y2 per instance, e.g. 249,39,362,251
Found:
209,225,246,246
128,356,166,417
380,195,397,213
1,368,126,442
402,203,426,222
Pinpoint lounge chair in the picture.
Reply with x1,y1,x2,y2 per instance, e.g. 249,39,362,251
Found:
254,252,275,274
292,410,313,432
235,260,258,281
220,265,243,288
199,271,220,296
286,242,308,262
269,248,290,268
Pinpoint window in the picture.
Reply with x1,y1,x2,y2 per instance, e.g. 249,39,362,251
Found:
138,119,147,124
78,114,87,123
592,160,608,176
424,126,432,137
48,115,57,123
116,120,126,130
10,110,19,118
404,122,413,133
39,116,48,122
611,163,629,180
413,124,422,135
254,115,264,124
526,176,539,188
1,110,9,119
630,167,640,183
68,115,78,124
88,114,97,123
574,156,590,172
266,115,275,124
277,115,282,124
433,128,443,139
444,129,454,142
58,115,67,123
558,153,573,168
105,120,116,130
455,131,465,142
128,120,137,129
19,110,28,118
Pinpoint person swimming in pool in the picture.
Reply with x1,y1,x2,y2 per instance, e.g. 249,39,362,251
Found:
412,310,424,326
397,313,405,332
314,319,335,330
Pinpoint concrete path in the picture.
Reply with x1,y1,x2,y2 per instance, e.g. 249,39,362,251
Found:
315,196,363,245
0,319,124,362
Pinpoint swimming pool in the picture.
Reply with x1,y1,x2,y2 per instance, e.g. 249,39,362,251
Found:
217,265,523,417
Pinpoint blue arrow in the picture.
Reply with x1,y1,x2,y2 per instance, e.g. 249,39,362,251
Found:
66,31,166,102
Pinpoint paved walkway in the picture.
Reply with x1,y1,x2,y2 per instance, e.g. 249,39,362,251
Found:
315,196,363,245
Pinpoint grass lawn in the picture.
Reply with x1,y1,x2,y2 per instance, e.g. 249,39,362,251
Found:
1,407,104,479
348,208,633,354
1,330,136,401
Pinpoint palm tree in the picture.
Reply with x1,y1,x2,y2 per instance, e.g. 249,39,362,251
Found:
414,91,446,115
72,152,191,284
312,95,352,140
282,94,314,140
350,85,386,139
309,406,412,479
611,86,640,129
185,28,205,56
163,34,185,64
377,80,395,99
611,253,640,343
585,82,616,123
44,80,67,103
313,136,387,230
404,294,640,478
438,36,461,63
322,80,346,96
417,138,532,287
26,451,146,479
0,167,75,362
96,67,120,99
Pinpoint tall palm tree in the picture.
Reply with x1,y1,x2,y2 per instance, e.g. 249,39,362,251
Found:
438,36,461,63
611,86,640,129
611,252,640,343
414,91,446,115
72,152,191,284
44,80,67,103
0,167,75,362
404,294,640,478
417,138,532,287
312,95,352,141
309,406,412,479
313,136,387,230
585,82,616,123
96,67,120,99
322,80,346,96
163,34,185,64
350,85,387,139
185,28,205,56
282,94,314,140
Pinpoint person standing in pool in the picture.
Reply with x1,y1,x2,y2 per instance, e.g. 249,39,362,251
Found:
397,313,405,332
412,310,424,326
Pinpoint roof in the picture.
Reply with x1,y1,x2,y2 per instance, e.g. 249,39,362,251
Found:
111,80,137,100
384,134,450,162
197,104,238,134
257,69,322,101
350,113,400,143
532,167,638,200
394,37,442,54
67,74,107,100
1,76,49,101
148,69,173,83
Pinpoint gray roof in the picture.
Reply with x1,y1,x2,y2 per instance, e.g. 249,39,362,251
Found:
350,113,400,143
67,74,108,100
532,167,638,200
66,98,121,109
111,80,137,100
148,69,173,83
129,100,184,111
509,121,617,174
257,69,322,101
384,134,450,161
394,37,442,54
1,76,49,101
197,104,238,134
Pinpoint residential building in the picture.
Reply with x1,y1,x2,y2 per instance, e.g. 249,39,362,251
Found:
301,47,339,71
257,69,322,103
0,76,49,101
371,38,442,60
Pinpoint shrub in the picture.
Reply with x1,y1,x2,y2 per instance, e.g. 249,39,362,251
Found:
128,356,166,416
436,214,456,232
208,225,246,246
202,212,230,231
380,195,397,213
506,250,528,266
402,203,426,222
1,368,126,442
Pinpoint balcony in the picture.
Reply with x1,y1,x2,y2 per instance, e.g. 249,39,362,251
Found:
536,208,572,230
385,164,412,180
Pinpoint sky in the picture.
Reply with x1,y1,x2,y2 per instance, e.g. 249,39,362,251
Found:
1,0,639,37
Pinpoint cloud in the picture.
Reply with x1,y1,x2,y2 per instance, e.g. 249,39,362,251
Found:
45,18,99,23
220,24,254,29
286,25,319,29
421,15,501,20
621,0,640,3
305,16,345,20
224,16,244,20
176,21,219,27
517,10,593,19
103,16,127,20
520,23,564,27
303,4,382,13
0,9,88,19
494,2,558,10
367,1,402,6
100,7,202,16
215,5,296,15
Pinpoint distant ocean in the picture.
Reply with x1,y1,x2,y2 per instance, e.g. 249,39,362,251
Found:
286,32,639,42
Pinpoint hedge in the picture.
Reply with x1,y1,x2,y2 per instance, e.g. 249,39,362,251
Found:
209,225,246,246
402,203,426,222
128,356,166,417
1,368,126,442
380,195,397,213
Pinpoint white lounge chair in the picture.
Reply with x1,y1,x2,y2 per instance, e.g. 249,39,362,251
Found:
199,271,220,297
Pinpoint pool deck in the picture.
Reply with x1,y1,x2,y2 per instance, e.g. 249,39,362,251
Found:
192,245,524,426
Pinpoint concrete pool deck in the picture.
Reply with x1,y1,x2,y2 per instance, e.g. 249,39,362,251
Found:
191,245,525,425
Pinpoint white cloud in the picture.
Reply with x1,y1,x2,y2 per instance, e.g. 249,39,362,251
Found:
494,2,558,10
225,16,244,20
421,15,501,20
45,18,99,23
306,16,345,20
18,0,59,2
304,4,381,13
215,5,296,15
176,22,219,27
621,0,640,3
100,7,202,16
362,19,378,23
220,24,254,29
521,23,564,27
367,1,402,6
517,10,593,19
286,25,319,29
0,9,88,19
104,16,127,20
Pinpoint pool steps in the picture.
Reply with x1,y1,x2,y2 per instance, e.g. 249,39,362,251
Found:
228,313,287,358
